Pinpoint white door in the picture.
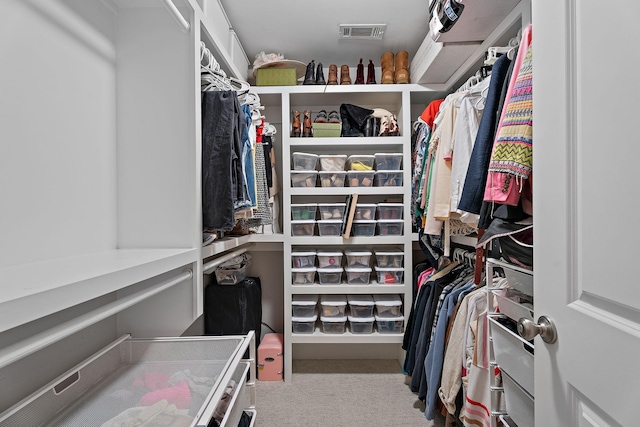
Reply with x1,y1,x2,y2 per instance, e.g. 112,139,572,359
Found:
534,0,640,425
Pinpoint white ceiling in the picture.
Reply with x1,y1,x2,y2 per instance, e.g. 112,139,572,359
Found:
219,0,432,71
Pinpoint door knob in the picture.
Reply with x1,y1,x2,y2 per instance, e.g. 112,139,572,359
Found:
517,315,557,344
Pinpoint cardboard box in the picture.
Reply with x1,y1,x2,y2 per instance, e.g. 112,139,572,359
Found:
256,68,297,86
312,122,342,137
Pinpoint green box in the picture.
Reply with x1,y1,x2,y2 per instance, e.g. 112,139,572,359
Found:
256,68,297,86
312,122,342,138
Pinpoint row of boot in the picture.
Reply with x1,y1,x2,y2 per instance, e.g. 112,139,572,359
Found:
291,110,312,137
302,51,410,85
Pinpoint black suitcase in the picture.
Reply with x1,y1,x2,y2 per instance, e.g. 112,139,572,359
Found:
204,276,262,352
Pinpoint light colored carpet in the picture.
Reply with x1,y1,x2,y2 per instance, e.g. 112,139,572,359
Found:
254,359,446,427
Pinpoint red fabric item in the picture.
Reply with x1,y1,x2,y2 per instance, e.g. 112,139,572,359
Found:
144,372,169,391
256,118,264,143
420,99,445,128
137,380,191,409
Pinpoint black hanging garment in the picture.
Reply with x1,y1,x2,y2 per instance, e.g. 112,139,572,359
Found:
204,276,262,353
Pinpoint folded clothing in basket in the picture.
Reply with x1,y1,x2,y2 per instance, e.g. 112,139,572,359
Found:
138,380,191,409
102,399,194,427
215,253,252,285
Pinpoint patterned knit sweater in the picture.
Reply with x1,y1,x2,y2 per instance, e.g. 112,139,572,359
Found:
488,43,533,178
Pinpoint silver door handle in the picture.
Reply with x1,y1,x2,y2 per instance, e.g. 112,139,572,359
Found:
517,315,558,344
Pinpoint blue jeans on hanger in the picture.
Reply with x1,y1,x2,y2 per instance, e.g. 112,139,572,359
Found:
202,90,248,230
242,104,257,208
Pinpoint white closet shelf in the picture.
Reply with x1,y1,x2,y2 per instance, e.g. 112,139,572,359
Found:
291,330,404,344
251,83,444,96
290,236,406,245
289,137,405,147
290,284,406,294
249,233,285,243
202,233,284,259
0,248,197,334
290,187,404,196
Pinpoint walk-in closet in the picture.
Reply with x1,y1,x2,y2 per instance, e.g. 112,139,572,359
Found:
1,0,639,426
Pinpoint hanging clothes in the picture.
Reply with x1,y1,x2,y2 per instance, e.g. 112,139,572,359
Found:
411,120,431,231
424,278,476,420
238,139,273,229
419,100,446,213
461,307,492,427
409,263,468,399
419,269,472,401
262,135,274,189
413,99,445,225
450,77,491,222
457,53,513,215
241,104,257,209
429,92,467,224
483,25,533,208
438,286,486,415
403,262,460,378
202,90,249,231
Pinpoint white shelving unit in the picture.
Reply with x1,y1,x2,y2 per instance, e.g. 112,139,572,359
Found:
253,84,443,380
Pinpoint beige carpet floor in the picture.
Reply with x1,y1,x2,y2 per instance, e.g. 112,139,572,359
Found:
254,359,446,427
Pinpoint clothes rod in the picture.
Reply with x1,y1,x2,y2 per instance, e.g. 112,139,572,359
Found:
203,246,251,274
0,269,192,370
162,0,190,32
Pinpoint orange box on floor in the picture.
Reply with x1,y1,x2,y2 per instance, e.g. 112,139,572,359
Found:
257,333,284,381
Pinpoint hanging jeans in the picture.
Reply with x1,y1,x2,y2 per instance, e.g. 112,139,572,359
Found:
202,90,248,231
242,105,257,208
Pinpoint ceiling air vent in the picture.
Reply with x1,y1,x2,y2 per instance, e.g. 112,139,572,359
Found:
339,24,386,40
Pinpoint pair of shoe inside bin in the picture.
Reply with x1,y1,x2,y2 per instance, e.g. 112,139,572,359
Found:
314,110,340,124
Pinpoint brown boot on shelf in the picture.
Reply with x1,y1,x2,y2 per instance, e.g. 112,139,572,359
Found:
292,111,301,137
366,59,376,84
355,58,365,84
380,52,395,84
340,65,351,85
302,110,312,137
395,50,410,84
327,64,338,85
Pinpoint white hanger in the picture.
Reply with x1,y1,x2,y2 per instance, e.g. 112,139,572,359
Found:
264,123,277,136
485,46,512,65
485,29,521,65
201,70,232,91
201,42,254,95
231,77,251,97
